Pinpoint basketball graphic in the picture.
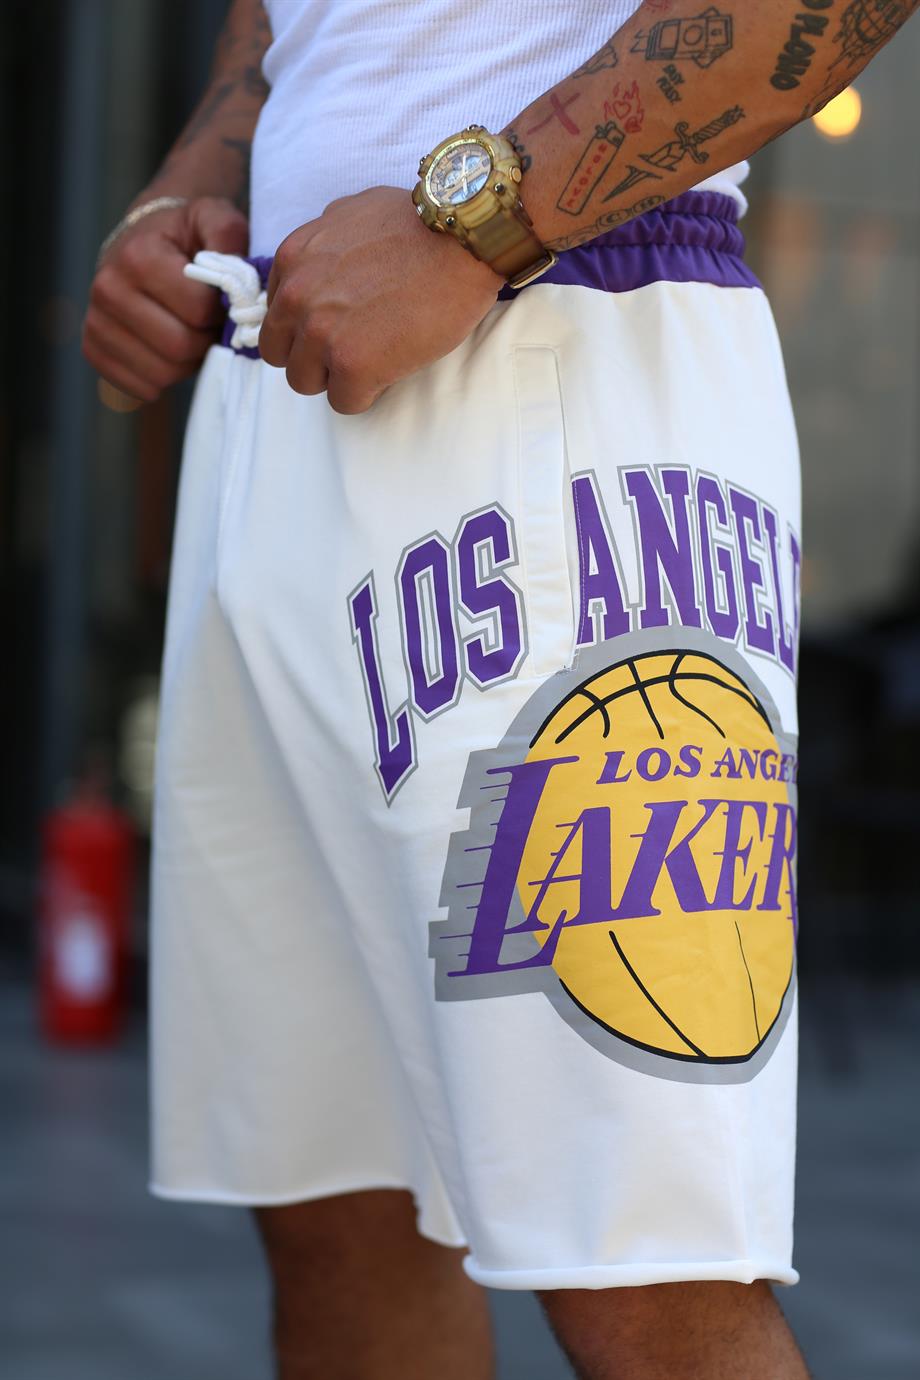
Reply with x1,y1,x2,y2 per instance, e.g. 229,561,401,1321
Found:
431,629,799,1082
520,650,795,1063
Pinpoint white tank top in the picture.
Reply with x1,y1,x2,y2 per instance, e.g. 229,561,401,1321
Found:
251,0,748,256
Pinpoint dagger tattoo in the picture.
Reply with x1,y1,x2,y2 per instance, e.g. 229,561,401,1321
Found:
602,106,745,202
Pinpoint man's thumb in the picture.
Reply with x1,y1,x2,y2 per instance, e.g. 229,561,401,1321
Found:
188,197,250,256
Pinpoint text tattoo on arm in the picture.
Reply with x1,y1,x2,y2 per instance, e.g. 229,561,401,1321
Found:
556,123,627,215
544,195,667,252
772,0,918,97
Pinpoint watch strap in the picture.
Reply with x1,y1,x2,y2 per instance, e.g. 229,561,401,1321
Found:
467,202,558,288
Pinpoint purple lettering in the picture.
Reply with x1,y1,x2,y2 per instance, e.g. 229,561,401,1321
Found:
597,751,632,784
696,474,740,642
674,743,703,779
759,802,798,936
762,506,796,675
729,488,776,657
636,747,671,782
399,536,460,717
349,577,415,798
711,747,740,779
456,508,524,686
789,531,802,670
460,756,578,976
625,468,702,630
525,806,620,927
712,799,767,910
600,798,718,920
572,474,631,646
738,748,759,779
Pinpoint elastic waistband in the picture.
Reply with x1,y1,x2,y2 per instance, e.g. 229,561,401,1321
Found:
501,190,759,298
195,190,758,357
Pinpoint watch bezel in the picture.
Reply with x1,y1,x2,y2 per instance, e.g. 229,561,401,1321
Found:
424,138,494,210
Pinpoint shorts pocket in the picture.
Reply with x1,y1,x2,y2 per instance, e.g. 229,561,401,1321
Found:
512,345,577,676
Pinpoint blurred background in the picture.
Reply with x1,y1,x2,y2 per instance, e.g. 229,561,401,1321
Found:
1,3,918,1377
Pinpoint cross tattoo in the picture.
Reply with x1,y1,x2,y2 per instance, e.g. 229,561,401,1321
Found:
525,91,582,136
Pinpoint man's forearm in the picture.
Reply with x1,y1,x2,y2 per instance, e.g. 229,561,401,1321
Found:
505,0,917,252
140,0,270,210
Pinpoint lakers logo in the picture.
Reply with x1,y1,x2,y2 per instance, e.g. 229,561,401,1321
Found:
430,628,798,1084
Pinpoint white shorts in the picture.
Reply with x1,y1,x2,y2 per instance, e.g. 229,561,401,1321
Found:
150,194,802,1290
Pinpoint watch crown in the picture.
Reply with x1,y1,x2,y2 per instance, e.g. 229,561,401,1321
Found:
510,166,522,183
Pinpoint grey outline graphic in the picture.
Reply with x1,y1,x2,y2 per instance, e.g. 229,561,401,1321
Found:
429,625,798,1085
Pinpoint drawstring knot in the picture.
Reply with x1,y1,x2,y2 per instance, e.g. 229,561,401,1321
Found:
184,251,267,350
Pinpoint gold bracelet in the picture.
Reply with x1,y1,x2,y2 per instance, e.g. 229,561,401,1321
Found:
96,196,189,270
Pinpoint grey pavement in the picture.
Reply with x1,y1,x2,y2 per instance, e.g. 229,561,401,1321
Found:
1,970,917,1379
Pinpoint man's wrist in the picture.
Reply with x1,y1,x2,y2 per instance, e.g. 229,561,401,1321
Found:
97,197,189,269
411,124,557,285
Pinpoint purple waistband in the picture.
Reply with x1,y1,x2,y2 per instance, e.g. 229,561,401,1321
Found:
223,190,757,355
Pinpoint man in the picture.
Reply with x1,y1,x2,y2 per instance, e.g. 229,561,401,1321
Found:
83,3,917,1377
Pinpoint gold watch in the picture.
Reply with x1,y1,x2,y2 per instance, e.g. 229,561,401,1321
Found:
412,125,558,290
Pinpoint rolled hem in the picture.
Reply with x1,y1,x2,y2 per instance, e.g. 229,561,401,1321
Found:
462,1255,800,1291
148,1176,468,1250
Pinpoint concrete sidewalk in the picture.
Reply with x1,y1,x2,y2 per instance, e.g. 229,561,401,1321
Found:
1,971,917,1379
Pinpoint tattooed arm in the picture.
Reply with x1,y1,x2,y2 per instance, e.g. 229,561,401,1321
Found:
257,0,917,413
83,0,270,401
506,0,918,252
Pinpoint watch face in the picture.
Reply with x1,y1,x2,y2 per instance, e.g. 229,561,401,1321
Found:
428,142,492,207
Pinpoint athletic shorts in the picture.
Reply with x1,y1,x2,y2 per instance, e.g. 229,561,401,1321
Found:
149,192,802,1290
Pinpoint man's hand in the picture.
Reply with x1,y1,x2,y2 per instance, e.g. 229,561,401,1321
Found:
83,197,249,402
258,187,503,414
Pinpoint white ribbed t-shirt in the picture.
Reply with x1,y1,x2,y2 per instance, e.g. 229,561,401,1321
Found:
250,0,748,256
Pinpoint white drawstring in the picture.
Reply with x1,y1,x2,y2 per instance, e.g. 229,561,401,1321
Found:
184,251,267,350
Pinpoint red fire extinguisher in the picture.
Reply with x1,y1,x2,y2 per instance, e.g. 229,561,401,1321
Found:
38,767,136,1044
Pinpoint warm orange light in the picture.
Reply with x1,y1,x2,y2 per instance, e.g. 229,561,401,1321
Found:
812,86,862,141
97,378,143,413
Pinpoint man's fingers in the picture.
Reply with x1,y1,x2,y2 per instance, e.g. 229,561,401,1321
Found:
326,351,385,415
187,197,250,257
278,331,328,397
266,222,320,306
257,300,296,369
83,308,197,396
81,339,161,404
92,272,216,365
141,243,228,331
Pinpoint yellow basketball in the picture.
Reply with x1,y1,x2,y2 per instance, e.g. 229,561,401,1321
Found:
518,650,796,1063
